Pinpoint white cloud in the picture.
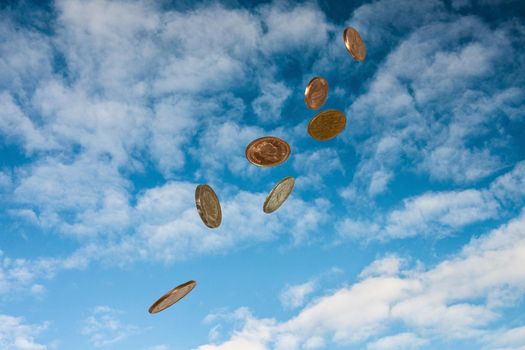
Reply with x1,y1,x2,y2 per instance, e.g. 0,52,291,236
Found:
132,182,331,262
384,189,499,238
251,79,291,123
485,326,525,350
293,148,344,190
366,332,428,350
345,14,525,196
258,3,330,55
0,248,89,298
338,161,525,241
147,346,170,350
0,93,52,154
359,255,405,278
280,281,317,309
81,306,137,348
0,314,48,350
195,210,525,349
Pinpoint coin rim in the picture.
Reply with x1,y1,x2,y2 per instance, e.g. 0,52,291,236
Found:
245,136,291,167
263,176,295,214
304,76,329,110
343,26,366,61
195,184,222,228
307,109,347,141
148,280,197,314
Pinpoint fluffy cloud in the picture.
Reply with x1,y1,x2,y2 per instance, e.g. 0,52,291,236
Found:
195,210,525,349
0,314,48,350
344,12,525,196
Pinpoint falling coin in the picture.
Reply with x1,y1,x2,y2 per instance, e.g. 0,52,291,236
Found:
263,176,295,214
195,184,222,228
148,280,196,314
246,136,291,167
304,76,329,110
307,109,346,141
343,27,366,61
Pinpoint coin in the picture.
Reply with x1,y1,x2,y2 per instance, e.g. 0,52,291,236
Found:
195,184,222,228
304,76,328,110
343,27,366,61
245,136,291,167
307,109,346,141
148,280,196,314
263,176,295,214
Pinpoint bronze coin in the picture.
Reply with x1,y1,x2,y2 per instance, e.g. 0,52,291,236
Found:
304,76,328,110
195,184,222,228
148,280,196,314
263,176,295,214
307,109,346,141
245,136,291,167
343,27,366,61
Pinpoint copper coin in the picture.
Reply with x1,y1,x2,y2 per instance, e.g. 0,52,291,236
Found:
195,184,222,228
343,27,366,61
148,280,196,314
245,136,291,167
307,109,346,141
304,76,329,110
263,176,295,214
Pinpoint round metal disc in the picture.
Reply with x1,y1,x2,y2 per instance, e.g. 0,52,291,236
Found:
263,176,295,214
343,27,366,61
304,76,328,110
195,184,222,228
245,136,291,167
148,280,196,314
307,109,346,141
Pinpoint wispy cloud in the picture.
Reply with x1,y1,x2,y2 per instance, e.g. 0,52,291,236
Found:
81,306,138,348
337,161,525,241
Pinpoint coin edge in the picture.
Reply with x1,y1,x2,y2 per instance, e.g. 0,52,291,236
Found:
263,176,295,214
148,280,197,314
304,76,329,110
343,26,366,61
195,184,222,228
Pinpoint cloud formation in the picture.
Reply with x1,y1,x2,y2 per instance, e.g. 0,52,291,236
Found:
195,210,525,349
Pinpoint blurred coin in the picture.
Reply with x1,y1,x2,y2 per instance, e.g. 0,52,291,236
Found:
148,280,196,314
195,184,222,228
246,136,291,167
304,76,328,110
343,27,366,61
307,109,346,141
263,176,295,214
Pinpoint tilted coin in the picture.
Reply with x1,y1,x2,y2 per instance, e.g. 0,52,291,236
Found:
263,176,295,214
245,136,291,167
148,280,196,314
307,109,346,141
343,27,366,61
304,76,329,110
195,184,222,228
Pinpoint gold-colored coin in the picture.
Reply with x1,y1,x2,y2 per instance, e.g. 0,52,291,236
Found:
148,280,196,314
304,76,328,110
263,176,295,214
245,136,291,167
343,27,366,61
307,109,346,141
195,184,222,228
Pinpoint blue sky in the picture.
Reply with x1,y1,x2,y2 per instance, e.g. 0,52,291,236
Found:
1,0,525,349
